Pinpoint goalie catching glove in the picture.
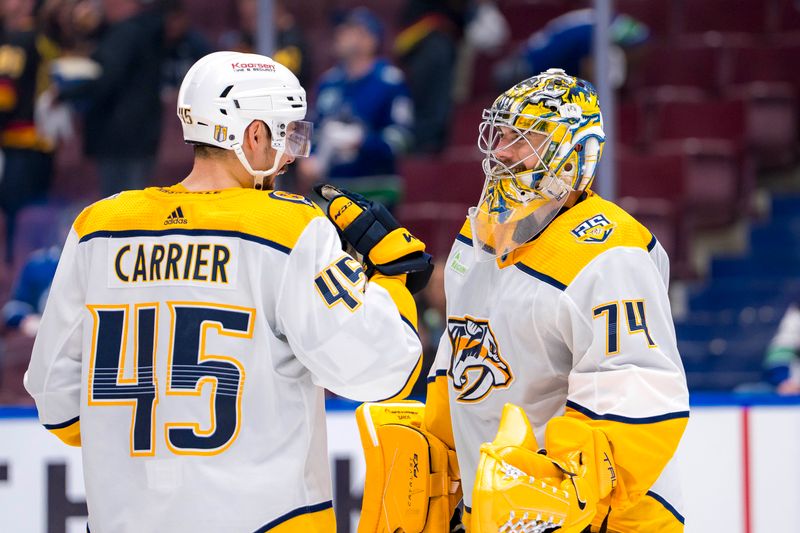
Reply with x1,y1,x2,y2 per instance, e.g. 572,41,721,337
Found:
355,401,462,533
315,184,434,293
472,403,617,533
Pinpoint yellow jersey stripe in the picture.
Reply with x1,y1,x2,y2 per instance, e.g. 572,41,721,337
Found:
456,194,655,289
44,416,81,447
371,273,418,329
254,501,335,532
73,186,324,252
368,275,423,402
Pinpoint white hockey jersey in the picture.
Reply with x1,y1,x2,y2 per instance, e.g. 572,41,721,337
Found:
24,185,422,533
427,192,689,532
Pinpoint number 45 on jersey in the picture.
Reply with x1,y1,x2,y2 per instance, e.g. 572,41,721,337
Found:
87,302,255,456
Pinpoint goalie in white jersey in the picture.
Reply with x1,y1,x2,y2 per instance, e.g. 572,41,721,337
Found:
356,69,689,533
24,51,432,532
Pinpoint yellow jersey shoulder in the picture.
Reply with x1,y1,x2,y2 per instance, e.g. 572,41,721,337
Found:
510,193,655,288
73,187,324,251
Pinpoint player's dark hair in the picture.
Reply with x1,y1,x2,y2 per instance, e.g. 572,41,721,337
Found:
193,144,229,159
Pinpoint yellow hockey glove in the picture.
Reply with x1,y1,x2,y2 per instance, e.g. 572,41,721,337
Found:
356,401,461,533
544,416,617,509
472,404,603,533
315,184,434,293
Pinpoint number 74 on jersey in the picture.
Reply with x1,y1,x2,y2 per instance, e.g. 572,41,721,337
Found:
592,299,657,356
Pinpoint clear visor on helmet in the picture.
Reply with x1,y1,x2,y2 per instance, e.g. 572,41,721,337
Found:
282,120,313,157
470,109,572,259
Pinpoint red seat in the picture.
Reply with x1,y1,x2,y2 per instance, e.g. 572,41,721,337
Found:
399,156,444,203
449,99,490,148
728,45,792,85
634,42,724,94
617,102,646,148
183,0,238,46
616,196,689,277
616,143,740,230
497,1,576,42
655,141,741,220
616,150,685,202
615,0,677,38
679,0,768,34
400,155,484,206
727,83,798,169
726,41,800,103
396,202,469,258
773,0,800,33
651,89,796,171
651,98,747,148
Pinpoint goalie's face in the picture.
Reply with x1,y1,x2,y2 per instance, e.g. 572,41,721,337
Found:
492,126,552,176
470,114,572,259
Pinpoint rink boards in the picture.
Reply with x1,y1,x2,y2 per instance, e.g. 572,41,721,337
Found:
1,394,799,533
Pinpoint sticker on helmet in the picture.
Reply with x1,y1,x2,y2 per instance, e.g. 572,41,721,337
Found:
214,125,228,143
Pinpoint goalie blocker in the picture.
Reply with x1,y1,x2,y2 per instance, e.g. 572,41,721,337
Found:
355,402,462,533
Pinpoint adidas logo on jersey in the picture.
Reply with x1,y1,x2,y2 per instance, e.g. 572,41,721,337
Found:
164,206,188,225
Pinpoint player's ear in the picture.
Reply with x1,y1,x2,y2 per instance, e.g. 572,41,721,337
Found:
244,120,269,150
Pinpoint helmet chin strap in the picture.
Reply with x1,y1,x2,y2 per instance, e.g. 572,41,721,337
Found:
232,143,284,190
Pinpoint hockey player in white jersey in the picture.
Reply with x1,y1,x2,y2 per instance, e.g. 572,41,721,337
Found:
24,51,433,532
355,69,689,532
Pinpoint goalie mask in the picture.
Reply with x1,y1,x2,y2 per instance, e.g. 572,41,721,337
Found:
470,68,605,259
177,51,313,189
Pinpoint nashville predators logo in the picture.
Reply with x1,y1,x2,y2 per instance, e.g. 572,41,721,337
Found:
447,316,513,403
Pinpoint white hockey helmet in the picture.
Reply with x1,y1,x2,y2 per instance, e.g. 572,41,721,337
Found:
177,51,312,189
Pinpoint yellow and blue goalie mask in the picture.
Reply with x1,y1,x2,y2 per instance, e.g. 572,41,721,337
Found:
469,68,605,259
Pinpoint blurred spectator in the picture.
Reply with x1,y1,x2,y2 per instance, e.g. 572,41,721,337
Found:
299,7,413,209
0,0,61,263
1,244,58,337
493,8,649,92
394,0,468,154
161,0,211,91
218,0,310,85
272,0,310,86
56,0,163,198
0,202,76,338
40,0,103,54
764,298,800,395
463,0,508,55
